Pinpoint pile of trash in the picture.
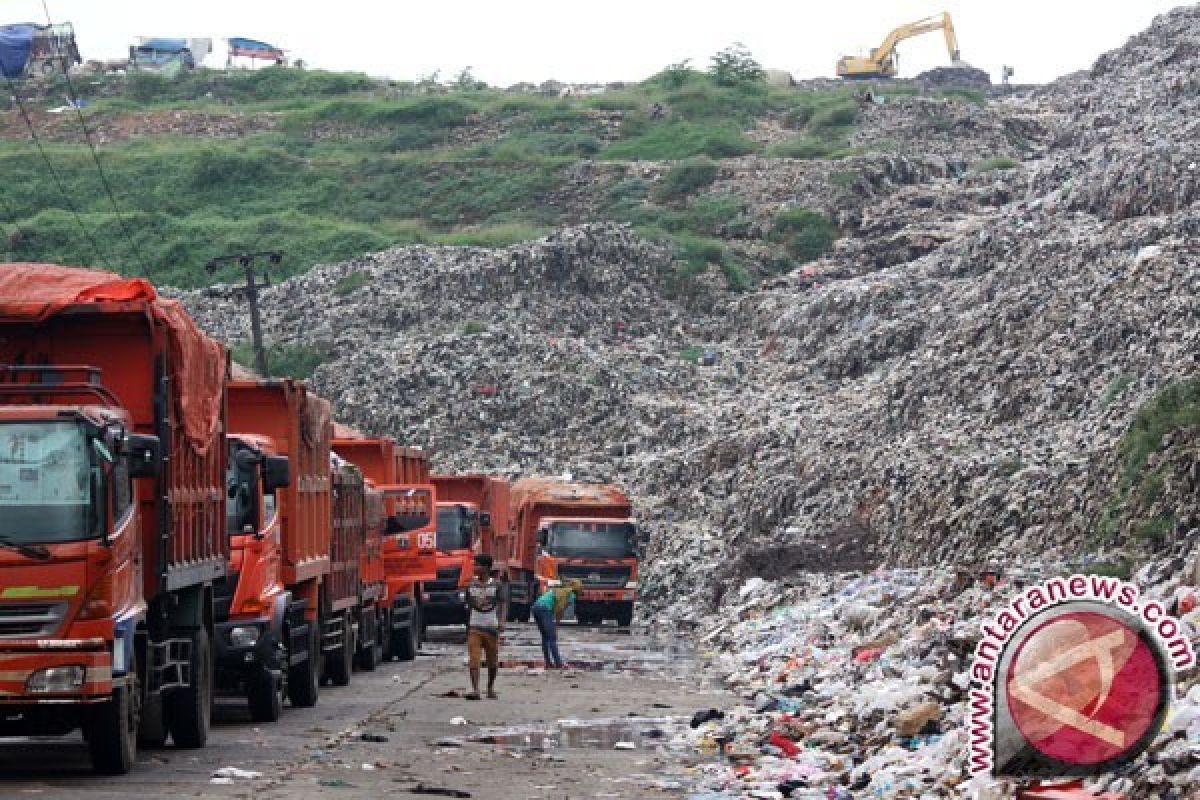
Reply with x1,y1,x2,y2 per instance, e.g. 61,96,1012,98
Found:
674,561,1200,799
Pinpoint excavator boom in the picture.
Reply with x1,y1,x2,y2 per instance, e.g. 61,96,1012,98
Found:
837,11,961,79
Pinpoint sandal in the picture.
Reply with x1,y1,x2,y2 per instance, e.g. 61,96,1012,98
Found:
487,690,498,699
465,692,481,701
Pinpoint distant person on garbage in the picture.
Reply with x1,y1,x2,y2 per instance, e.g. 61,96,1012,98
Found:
466,554,503,699
532,579,583,669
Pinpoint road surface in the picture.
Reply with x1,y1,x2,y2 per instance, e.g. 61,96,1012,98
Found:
0,622,732,799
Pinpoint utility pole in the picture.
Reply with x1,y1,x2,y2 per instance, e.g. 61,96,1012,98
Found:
205,251,282,377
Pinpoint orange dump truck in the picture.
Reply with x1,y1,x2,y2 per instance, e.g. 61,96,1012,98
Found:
219,379,360,712
0,266,228,773
332,431,437,661
426,475,511,626
500,479,639,627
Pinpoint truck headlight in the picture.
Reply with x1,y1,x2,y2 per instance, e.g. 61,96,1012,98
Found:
229,626,261,648
457,591,466,602
26,665,86,693
625,581,638,590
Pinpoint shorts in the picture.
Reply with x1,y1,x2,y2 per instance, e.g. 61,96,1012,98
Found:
467,627,499,669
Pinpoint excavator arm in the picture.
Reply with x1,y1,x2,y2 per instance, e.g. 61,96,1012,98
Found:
838,11,961,79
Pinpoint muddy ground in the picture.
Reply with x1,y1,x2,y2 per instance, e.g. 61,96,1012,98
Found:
0,622,733,799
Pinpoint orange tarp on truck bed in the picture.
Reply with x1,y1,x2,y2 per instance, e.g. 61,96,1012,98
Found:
0,263,225,453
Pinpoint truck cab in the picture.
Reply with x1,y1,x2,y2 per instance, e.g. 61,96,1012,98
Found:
535,518,639,627
423,502,480,626
213,434,290,721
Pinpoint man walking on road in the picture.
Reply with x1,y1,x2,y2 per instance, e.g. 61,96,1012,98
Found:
466,554,502,699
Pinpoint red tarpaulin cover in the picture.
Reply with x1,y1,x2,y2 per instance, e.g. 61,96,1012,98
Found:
0,263,226,453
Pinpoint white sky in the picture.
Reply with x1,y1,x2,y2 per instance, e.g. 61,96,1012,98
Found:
4,0,1189,85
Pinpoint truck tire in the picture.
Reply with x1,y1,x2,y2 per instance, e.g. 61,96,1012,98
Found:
380,610,394,662
395,602,420,662
615,606,634,627
167,627,212,749
326,615,354,687
137,692,168,748
246,667,282,722
358,616,381,671
85,671,138,775
287,622,320,708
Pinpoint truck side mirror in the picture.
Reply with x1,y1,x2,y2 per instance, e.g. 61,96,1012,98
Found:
126,433,161,478
262,455,291,492
479,511,492,528
536,528,548,547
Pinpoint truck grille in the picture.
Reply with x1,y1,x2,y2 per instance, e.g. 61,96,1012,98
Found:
557,565,631,588
0,602,68,638
427,565,461,591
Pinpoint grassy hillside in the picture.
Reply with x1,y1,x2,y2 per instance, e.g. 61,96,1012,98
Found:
0,61,881,287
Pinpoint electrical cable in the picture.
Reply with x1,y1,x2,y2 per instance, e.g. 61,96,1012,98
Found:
40,0,154,278
3,74,112,268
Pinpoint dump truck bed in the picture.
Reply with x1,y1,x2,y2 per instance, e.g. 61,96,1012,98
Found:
227,379,332,586
0,265,228,598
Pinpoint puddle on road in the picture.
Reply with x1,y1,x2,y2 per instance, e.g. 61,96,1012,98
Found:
463,717,680,751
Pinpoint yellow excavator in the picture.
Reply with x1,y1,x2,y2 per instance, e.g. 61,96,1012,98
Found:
837,12,961,79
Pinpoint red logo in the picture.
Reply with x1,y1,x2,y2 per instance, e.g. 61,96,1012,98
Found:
1003,609,1167,770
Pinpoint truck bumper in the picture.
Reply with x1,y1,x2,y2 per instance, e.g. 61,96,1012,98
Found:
420,589,468,625
576,589,637,607
214,618,282,684
0,639,114,705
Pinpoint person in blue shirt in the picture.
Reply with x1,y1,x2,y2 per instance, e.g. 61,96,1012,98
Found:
531,580,583,669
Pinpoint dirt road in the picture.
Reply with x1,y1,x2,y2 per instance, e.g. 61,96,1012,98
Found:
0,622,731,799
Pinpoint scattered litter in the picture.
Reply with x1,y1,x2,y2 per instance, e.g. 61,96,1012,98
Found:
409,784,472,798
210,766,261,782
450,716,468,726
614,741,636,750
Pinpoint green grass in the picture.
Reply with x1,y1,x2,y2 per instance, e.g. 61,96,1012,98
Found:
462,131,601,160
1116,379,1200,490
973,156,1020,173
687,193,748,235
771,208,836,262
768,136,856,160
601,120,756,160
940,88,986,106
232,341,327,379
1101,372,1137,409
0,137,566,285
462,320,486,335
678,345,705,362
655,157,719,201
333,271,369,296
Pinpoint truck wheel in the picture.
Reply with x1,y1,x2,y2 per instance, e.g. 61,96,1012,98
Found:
246,668,282,722
358,617,381,671
380,610,395,662
396,603,419,662
615,606,634,627
515,603,531,624
326,616,354,687
167,627,212,749
287,622,320,708
137,692,168,748
85,670,138,774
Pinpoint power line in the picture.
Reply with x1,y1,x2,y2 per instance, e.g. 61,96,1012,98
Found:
40,0,153,278
3,74,112,269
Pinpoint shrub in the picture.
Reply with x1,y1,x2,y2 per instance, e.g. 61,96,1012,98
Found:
656,157,719,201
772,208,836,261
783,106,813,129
673,232,726,273
973,156,1019,172
768,136,854,160
463,320,486,335
1101,372,1136,408
678,345,704,363
809,101,858,131
709,43,764,87
686,192,746,235
721,260,754,291
333,271,368,296
653,59,700,89
232,341,327,379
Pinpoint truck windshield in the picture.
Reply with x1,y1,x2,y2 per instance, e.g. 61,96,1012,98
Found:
436,506,474,552
226,446,258,535
0,421,102,543
547,522,635,559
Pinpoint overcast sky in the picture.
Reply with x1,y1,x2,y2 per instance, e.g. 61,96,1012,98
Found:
5,0,1187,85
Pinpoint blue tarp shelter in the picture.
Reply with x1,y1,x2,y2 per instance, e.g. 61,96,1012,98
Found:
0,24,35,79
